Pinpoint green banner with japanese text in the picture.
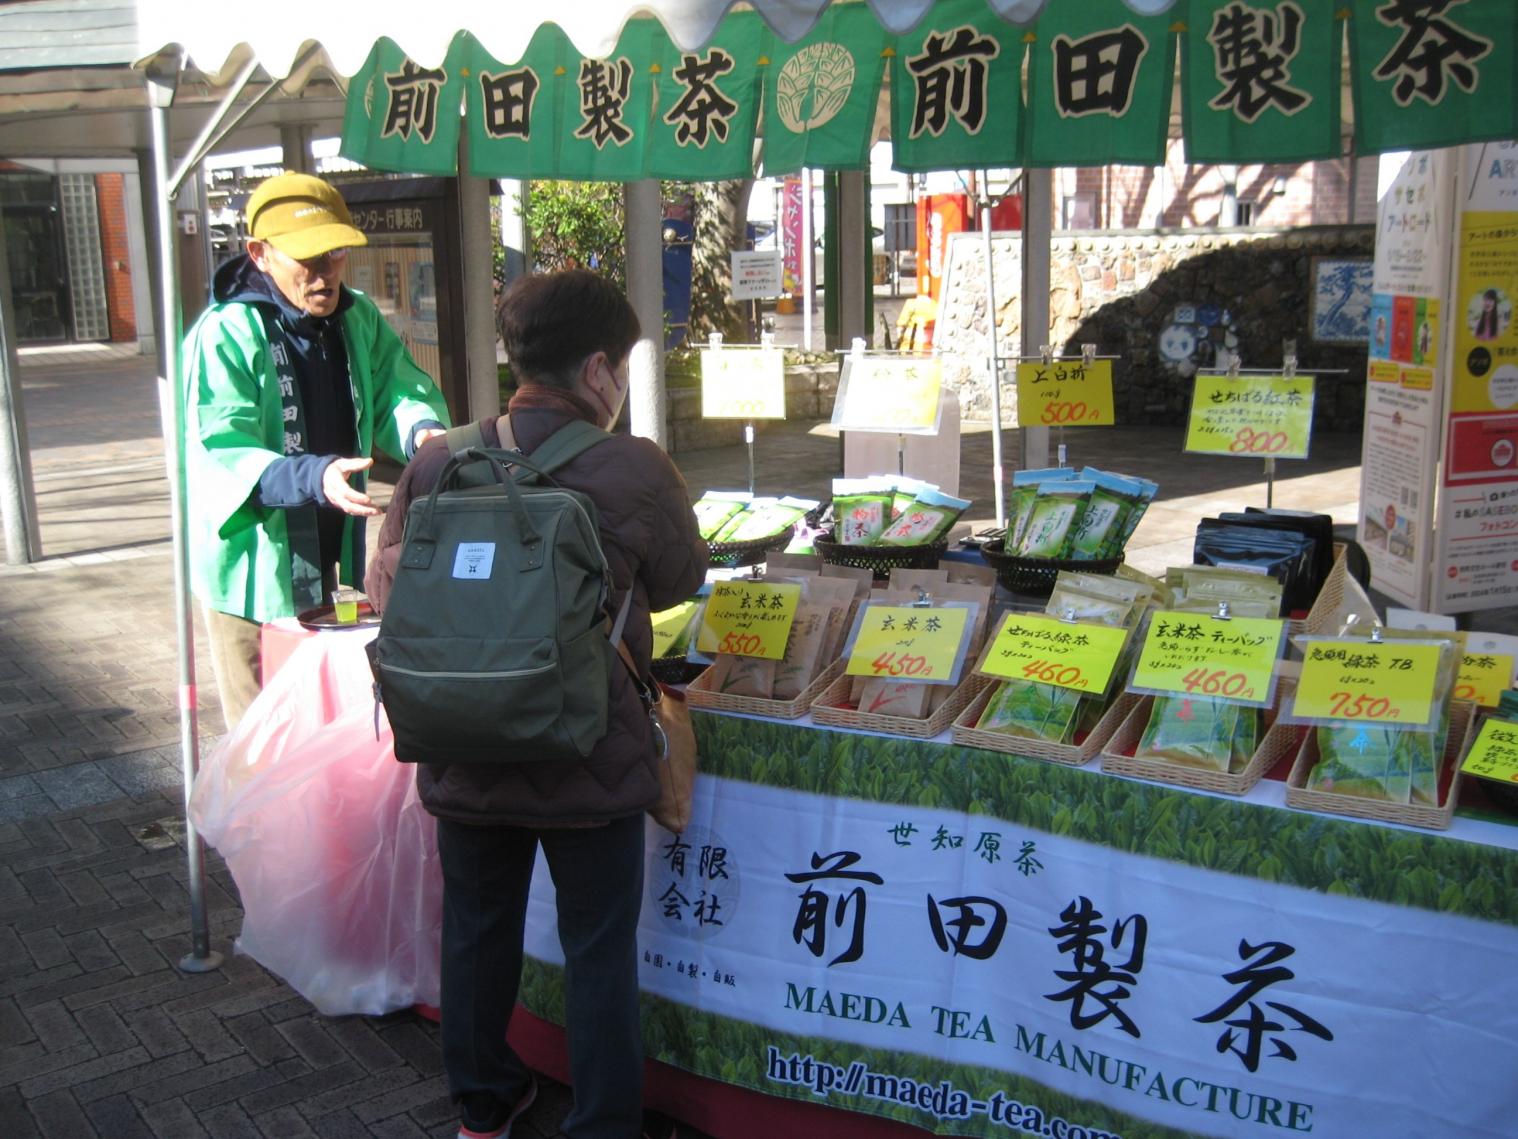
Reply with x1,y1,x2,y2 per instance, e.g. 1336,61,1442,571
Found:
340,37,464,176
889,0,1023,174
1181,0,1343,163
1350,0,1516,154
761,3,887,176
645,10,767,181
458,26,562,181
1024,0,1176,168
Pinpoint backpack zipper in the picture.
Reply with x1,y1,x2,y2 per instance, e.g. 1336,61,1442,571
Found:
378,661,555,681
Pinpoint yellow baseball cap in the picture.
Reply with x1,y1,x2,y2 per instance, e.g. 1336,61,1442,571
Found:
245,173,367,261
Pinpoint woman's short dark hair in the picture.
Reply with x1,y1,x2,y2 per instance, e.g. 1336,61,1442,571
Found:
498,270,641,388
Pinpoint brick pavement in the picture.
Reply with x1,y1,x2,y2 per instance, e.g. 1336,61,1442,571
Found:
4,342,1516,1137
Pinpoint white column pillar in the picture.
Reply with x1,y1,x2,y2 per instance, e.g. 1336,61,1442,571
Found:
624,179,667,447
458,134,501,420
1020,168,1052,471
0,215,42,563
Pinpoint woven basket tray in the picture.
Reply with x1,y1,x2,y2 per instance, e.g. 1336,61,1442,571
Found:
810,673,991,738
1100,685,1303,796
705,527,794,570
813,535,948,581
1283,701,1475,830
951,685,1139,766
686,658,844,720
977,540,1123,599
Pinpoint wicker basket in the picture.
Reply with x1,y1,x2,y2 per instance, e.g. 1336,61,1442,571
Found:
705,528,794,570
810,673,990,738
650,656,708,686
977,540,1123,598
685,659,844,720
813,535,948,581
1100,685,1302,796
951,686,1139,766
1283,701,1475,830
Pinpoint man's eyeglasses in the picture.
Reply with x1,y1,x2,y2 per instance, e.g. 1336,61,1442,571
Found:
268,245,350,270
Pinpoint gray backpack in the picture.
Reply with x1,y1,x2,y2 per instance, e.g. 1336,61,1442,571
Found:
371,417,618,765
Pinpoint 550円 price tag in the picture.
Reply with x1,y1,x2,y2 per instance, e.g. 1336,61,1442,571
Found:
695,581,800,660
1291,640,1442,727
845,604,971,684
1460,718,1518,785
977,613,1130,695
1129,612,1284,707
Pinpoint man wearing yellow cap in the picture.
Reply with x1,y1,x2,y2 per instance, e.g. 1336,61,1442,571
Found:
183,173,450,727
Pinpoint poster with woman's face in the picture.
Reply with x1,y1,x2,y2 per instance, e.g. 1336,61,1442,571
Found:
1468,287,1511,342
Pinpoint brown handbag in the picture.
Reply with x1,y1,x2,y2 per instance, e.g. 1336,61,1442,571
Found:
616,641,697,833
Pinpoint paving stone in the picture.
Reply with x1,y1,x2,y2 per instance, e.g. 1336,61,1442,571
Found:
82,1091,153,1138
21,1000,86,1054
198,1100,263,1139
138,1096,210,1139
17,1045,147,1099
251,1104,318,1138
27,1087,95,1139
73,1049,199,1104
0,1084,43,1138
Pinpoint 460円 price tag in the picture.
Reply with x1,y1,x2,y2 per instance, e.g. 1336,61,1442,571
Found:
845,604,971,683
1291,640,1442,727
977,613,1130,695
1461,718,1518,785
1129,612,1284,707
695,580,800,660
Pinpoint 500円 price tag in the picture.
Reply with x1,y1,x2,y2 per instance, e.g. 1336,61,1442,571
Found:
695,581,800,660
1129,612,1284,707
977,613,1130,694
1454,652,1513,708
1014,359,1115,427
1460,718,1518,784
1292,641,1441,727
845,605,970,683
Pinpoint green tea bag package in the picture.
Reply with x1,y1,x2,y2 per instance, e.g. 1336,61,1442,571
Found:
1069,470,1147,560
1136,695,1240,772
1229,707,1259,774
1105,478,1158,558
1117,564,1171,608
721,496,818,541
710,497,776,542
1061,571,1152,612
977,680,1082,743
1045,583,1134,629
1015,480,1095,558
1309,725,1411,803
833,478,896,545
878,488,972,547
1008,468,1075,551
694,491,752,540
890,478,929,520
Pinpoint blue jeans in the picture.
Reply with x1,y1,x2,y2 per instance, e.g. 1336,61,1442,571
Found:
436,812,646,1139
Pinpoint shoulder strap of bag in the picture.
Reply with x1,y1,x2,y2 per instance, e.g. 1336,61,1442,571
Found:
442,420,485,455
511,416,611,480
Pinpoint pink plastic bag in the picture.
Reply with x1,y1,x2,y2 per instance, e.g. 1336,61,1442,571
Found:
191,629,442,1015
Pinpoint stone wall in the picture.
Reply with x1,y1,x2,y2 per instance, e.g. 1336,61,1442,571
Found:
934,224,1376,432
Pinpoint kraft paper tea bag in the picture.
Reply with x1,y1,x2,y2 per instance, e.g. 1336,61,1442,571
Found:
772,601,831,700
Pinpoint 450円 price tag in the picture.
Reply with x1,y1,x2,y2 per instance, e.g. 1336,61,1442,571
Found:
976,613,1130,695
695,581,800,660
1129,612,1284,708
845,605,971,684
1460,718,1518,785
1291,640,1441,727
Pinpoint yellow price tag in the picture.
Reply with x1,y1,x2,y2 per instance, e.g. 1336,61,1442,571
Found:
1454,653,1513,708
701,349,786,420
650,600,699,659
695,581,800,660
1185,374,1315,460
1130,612,1284,706
846,605,969,681
1293,641,1441,726
835,356,943,432
977,613,1130,694
1014,359,1115,427
1461,718,1518,784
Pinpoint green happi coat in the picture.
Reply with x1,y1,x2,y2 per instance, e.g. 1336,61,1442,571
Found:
183,288,449,624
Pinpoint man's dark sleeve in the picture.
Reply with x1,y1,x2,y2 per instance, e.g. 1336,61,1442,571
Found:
253,453,338,508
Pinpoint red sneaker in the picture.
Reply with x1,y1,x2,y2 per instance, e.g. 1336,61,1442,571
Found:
457,1076,538,1139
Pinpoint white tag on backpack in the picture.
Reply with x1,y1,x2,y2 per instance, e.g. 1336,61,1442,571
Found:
452,542,496,579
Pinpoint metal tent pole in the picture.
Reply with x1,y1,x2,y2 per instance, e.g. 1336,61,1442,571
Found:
147,58,222,973
980,182,1006,529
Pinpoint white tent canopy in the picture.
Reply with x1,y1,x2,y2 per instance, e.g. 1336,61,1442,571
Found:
133,0,1177,79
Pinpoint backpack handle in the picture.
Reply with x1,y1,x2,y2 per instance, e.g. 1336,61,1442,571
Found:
419,448,543,559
